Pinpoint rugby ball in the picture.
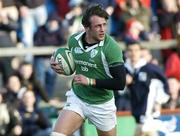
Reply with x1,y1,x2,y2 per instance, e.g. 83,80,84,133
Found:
52,47,75,76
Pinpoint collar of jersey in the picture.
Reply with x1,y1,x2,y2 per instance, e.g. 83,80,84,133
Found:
74,31,105,52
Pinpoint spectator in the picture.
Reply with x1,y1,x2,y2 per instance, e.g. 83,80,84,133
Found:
0,87,22,136
176,0,180,35
115,0,126,10
141,47,159,65
55,0,70,20
164,36,180,109
124,41,169,136
33,12,66,97
122,18,150,43
162,77,180,109
165,50,180,81
15,0,48,62
156,0,178,62
111,0,126,39
17,61,50,103
34,12,66,46
157,0,178,39
125,0,151,30
165,36,180,82
5,73,26,109
65,0,86,35
113,0,152,40
19,89,51,136
0,0,19,85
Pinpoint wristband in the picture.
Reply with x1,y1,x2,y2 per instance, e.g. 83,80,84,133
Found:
87,77,95,86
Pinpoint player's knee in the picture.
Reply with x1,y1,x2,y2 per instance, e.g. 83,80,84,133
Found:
50,132,66,136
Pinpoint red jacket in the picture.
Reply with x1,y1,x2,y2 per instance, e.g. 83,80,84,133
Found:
165,53,180,82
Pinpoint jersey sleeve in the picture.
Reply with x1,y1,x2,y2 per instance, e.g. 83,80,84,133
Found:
67,35,74,50
67,33,80,51
104,38,124,67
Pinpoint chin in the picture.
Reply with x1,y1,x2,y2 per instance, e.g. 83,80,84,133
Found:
98,36,105,41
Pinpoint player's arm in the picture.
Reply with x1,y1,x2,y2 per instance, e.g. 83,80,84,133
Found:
74,64,126,90
95,64,126,90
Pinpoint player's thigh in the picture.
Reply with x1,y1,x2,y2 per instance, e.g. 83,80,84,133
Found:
52,109,84,135
88,98,117,132
97,126,116,136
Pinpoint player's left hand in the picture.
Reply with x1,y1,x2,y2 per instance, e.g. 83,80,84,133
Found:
73,74,88,85
50,56,65,74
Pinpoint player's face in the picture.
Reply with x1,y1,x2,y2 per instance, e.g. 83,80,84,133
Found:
87,15,107,42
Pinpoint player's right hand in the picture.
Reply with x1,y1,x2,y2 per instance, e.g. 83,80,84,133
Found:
50,56,65,74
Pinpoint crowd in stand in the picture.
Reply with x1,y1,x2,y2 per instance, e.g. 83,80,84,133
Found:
0,0,180,135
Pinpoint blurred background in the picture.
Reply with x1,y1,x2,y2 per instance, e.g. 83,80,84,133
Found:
0,0,180,136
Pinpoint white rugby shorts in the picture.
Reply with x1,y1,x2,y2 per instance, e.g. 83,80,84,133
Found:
63,90,117,131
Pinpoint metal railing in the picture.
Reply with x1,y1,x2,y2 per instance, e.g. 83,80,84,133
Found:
0,39,177,57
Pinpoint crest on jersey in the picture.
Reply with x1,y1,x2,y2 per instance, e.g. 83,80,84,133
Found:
138,72,147,81
74,47,83,54
90,49,98,58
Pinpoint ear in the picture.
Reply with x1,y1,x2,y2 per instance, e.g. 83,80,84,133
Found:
84,27,89,31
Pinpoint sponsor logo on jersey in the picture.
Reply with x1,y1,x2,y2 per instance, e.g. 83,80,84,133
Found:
75,60,97,68
74,47,83,54
90,49,98,58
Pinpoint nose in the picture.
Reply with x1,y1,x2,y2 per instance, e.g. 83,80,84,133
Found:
100,24,105,32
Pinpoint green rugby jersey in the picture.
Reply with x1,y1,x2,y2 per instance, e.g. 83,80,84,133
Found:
68,32,124,104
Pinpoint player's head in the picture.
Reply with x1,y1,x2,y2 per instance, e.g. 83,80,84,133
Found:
82,4,109,42
82,4,109,27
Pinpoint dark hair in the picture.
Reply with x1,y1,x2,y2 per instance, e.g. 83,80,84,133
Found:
126,40,143,49
82,4,109,27
125,39,140,46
